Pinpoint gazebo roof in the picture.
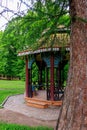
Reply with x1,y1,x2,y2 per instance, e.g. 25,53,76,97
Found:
18,27,70,56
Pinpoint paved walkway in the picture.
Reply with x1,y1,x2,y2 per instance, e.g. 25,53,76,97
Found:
3,94,61,121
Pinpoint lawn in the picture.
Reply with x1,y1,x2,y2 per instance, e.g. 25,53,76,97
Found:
0,80,25,105
0,122,53,130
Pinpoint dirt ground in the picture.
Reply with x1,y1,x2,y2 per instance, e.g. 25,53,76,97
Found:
0,108,57,129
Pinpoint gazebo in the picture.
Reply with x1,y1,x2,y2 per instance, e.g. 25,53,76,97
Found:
18,30,70,108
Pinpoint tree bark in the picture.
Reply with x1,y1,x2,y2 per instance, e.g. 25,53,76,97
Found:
57,0,87,130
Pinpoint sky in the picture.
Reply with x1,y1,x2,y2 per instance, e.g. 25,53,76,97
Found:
0,0,31,30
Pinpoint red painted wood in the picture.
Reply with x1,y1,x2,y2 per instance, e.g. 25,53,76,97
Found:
50,53,54,101
25,57,29,97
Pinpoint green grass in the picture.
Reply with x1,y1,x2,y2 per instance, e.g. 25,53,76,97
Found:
0,122,53,130
0,80,25,104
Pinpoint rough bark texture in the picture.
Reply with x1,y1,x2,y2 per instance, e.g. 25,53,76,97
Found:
57,0,87,130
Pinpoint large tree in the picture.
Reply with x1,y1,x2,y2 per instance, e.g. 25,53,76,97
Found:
57,0,87,130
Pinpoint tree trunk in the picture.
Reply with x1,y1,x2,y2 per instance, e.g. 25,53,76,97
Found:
57,0,87,130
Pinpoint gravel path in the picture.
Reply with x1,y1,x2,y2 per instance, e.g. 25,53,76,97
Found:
0,94,61,129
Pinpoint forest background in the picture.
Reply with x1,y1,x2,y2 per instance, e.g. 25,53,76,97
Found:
0,0,69,82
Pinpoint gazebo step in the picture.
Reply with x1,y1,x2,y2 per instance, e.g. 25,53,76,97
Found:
26,98,48,109
51,101,62,106
25,97,49,103
26,102,48,109
25,97,62,108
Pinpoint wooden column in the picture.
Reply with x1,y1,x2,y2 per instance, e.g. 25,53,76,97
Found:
50,52,54,101
39,68,42,86
57,66,61,99
58,63,62,90
38,61,42,89
29,69,32,97
46,67,49,100
25,56,29,97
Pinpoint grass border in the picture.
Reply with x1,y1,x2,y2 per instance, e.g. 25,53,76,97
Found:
0,96,10,107
0,94,24,108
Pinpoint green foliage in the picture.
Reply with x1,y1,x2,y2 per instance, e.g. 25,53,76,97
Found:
58,15,70,28
0,31,5,74
32,62,39,83
0,0,70,79
0,122,53,130
10,0,70,50
63,62,69,80
62,62,69,87
0,23,25,79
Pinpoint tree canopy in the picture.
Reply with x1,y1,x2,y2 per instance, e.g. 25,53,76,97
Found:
2,0,70,49
0,0,70,79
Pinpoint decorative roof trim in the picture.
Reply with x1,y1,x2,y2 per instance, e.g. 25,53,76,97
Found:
18,47,70,56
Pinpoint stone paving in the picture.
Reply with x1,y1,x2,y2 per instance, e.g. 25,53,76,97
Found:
3,94,61,121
